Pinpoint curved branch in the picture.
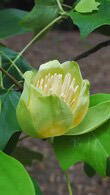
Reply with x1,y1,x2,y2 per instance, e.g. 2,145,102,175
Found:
73,39,110,61
0,67,23,91
13,16,63,64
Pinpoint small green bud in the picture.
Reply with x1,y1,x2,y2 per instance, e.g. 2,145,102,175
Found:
16,60,90,138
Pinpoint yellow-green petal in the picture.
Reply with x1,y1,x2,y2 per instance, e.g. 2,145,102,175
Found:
70,80,90,129
61,61,83,95
61,61,83,84
35,60,63,81
17,82,73,138
17,60,90,138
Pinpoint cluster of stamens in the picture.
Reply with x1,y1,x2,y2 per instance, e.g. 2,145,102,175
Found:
36,73,79,107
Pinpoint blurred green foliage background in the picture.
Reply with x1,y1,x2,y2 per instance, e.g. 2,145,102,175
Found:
0,0,74,10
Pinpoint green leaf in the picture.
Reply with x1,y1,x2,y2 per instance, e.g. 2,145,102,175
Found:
0,89,7,95
0,56,3,88
68,0,110,38
106,156,110,176
75,0,100,13
12,146,43,166
90,93,110,107
0,91,21,150
53,94,110,176
66,100,110,135
0,151,35,195
0,9,30,40
0,45,32,88
32,179,43,195
21,0,61,35
83,93,110,176
53,119,110,176
84,163,96,177
4,132,21,155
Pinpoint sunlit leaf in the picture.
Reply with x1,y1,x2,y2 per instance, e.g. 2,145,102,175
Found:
66,100,110,135
53,93,110,176
75,0,100,13
0,151,35,195
53,119,110,176
68,0,110,38
90,93,110,107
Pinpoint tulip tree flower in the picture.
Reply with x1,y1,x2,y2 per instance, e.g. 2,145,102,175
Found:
16,60,90,138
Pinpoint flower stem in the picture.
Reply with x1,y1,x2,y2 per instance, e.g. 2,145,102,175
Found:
65,171,73,195
13,16,63,64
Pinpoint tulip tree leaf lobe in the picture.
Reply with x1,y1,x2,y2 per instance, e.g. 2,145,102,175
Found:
53,93,110,176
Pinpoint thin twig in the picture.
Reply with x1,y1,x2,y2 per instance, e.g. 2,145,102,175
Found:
13,16,63,64
0,51,23,78
62,3,72,9
73,39,110,61
0,67,23,91
56,0,64,12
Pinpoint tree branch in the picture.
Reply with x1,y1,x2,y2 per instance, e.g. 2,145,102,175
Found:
73,39,110,61
0,67,23,91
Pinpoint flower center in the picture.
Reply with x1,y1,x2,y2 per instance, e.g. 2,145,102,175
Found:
36,73,79,108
